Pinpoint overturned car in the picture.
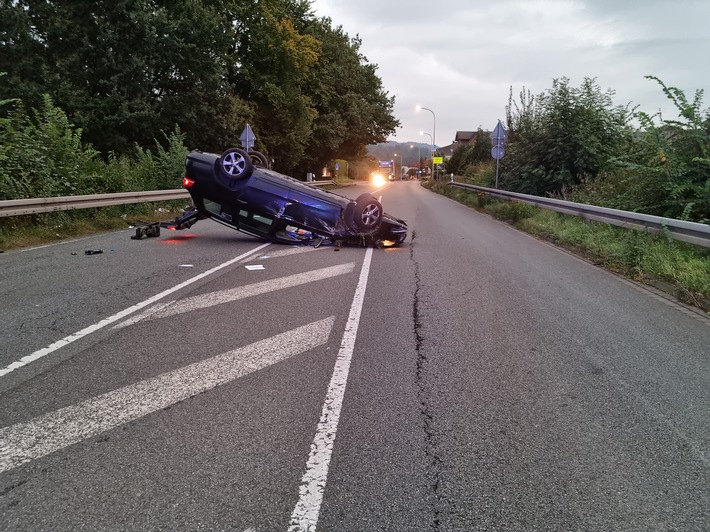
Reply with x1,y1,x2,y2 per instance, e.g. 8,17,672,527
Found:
158,148,408,247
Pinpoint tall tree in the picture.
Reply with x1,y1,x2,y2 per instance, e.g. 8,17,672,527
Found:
229,0,320,172
1,0,398,175
299,19,398,175
0,0,252,154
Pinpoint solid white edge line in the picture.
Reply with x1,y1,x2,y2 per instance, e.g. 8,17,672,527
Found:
0,242,271,378
288,246,374,531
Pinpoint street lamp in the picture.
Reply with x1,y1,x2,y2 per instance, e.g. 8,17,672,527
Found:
420,131,433,178
416,105,436,178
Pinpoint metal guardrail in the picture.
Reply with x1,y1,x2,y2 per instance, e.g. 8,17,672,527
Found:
0,190,191,217
0,180,336,218
449,182,710,248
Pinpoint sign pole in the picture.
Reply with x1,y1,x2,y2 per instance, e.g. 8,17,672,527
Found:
490,120,506,189
496,157,500,189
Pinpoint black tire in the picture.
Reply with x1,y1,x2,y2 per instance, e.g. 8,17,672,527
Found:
248,150,270,169
218,148,253,183
353,194,383,232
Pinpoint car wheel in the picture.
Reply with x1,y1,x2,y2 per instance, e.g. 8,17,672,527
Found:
248,150,270,169
353,194,383,232
219,148,253,182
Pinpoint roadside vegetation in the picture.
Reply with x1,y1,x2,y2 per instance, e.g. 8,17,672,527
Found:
440,77,710,312
0,91,190,250
0,1,396,249
0,202,188,252
0,1,397,182
447,76,710,223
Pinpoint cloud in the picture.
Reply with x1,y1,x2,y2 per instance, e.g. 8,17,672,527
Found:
310,0,710,145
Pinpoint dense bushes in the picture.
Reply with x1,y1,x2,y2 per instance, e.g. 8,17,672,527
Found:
500,78,631,196
0,94,188,201
446,128,492,176
498,77,710,223
568,82,710,222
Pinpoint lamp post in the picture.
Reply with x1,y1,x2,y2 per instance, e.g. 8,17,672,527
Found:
416,105,436,178
420,131,433,178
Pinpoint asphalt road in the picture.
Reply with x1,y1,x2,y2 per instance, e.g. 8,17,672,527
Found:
1,181,708,531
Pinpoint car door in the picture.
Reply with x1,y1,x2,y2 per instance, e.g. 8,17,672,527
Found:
284,181,342,233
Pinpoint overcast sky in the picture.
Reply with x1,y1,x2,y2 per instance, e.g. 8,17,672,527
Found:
309,0,710,147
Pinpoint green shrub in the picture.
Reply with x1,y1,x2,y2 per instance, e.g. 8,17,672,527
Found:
489,201,536,222
0,91,188,200
462,160,496,187
0,95,101,199
620,229,647,276
129,128,189,191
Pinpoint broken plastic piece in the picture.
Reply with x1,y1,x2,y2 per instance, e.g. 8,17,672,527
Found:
85,249,104,255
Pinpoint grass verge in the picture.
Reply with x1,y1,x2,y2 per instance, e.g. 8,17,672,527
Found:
423,180,710,313
0,201,188,252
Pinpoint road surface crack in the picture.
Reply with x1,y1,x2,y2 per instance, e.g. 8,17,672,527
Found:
411,230,446,530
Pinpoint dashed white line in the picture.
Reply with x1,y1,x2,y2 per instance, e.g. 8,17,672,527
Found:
288,247,373,531
0,242,271,378
0,317,335,473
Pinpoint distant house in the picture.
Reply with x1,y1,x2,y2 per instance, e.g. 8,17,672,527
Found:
434,132,484,163
451,129,492,157
438,143,456,161
454,131,478,145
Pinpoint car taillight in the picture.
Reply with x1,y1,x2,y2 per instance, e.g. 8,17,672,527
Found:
183,177,195,188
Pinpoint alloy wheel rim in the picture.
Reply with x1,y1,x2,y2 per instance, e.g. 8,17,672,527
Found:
223,153,246,175
361,204,381,226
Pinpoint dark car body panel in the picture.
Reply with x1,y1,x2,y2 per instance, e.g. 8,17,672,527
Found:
181,150,407,246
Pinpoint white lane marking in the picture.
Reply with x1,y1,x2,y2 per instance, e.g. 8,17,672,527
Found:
0,242,271,378
0,317,335,474
241,245,324,263
114,262,355,328
288,247,373,531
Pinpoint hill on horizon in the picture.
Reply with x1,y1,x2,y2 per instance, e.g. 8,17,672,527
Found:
367,141,433,166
